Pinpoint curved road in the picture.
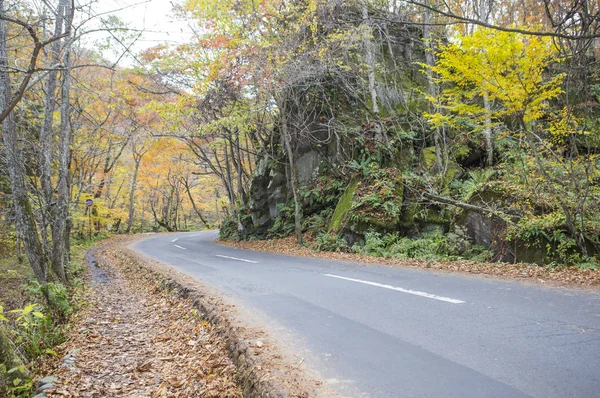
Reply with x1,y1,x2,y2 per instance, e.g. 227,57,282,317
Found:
134,231,600,398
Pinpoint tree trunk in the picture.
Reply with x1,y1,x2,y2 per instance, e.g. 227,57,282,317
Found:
223,141,237,218
125,157,141,233
483,93,494,166
141,200,146,231
422,192,515,224
280,106,302,244
476,1,494,167
95,139,128,199
0,10,49,284
423,3,443,171
215,188,221,226
39,0,67,202
182,177,208,226
50,0,74,284
15,228,22,263
232,129,247,206
362,4,379,115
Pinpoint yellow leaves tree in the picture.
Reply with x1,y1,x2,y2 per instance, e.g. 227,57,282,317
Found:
424,28,599,257
424,28,564,135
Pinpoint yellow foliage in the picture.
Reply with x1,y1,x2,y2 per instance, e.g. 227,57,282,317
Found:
548,108,585,145
423,28,564,130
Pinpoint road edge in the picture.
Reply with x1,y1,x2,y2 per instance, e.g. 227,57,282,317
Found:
97,235,330,398
217,236,600,290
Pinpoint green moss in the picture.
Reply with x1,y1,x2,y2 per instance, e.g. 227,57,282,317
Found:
422,146,437,169
329,179,358,232
442,164,461,194
394,174,405,203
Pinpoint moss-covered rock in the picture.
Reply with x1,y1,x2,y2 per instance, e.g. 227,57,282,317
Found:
422,146,438,169
329,179,359,232
421,146,463,194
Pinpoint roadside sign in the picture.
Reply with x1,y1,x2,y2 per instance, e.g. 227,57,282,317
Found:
85,199,93,207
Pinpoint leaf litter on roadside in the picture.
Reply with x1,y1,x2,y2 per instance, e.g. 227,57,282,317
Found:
219,236,600,288
42,246,242,398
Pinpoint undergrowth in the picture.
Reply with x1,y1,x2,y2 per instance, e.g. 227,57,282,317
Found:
332,230,493,262
0,237,97,397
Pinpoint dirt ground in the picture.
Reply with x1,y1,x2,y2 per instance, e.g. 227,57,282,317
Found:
219,235,600,289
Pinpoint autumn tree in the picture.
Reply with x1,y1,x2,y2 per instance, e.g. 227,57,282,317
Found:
0,0,75,285
425,28,600,256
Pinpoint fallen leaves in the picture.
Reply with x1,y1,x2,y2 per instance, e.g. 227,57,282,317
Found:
219,236,600,289
43,246,241,398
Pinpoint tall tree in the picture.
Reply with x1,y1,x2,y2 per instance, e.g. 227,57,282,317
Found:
125,136,149,233
0,1,49,284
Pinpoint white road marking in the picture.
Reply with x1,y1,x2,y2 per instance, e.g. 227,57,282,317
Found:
171,238,179,242
323,273,465,304
174,245,186,250
189,234,202,237
216,254,258,264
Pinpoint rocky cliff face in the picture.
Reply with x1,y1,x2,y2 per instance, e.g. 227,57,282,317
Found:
232,20,596,265
243,129,581,265
245,132,340,236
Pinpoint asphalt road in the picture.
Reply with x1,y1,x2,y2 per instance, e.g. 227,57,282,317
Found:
133,231,600,398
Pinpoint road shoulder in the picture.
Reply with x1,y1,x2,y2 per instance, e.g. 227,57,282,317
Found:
218,235,600,290
124,236,333,397
42,238,240,397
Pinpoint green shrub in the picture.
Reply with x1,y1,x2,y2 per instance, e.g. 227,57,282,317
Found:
353,230,491,262
268,203,295,238
7,304,65,360
314,231,349,252
219,220,238,240
28,281,72,321
1,302,67,397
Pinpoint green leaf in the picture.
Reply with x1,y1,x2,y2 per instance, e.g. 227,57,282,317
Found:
45,348,58,357
23,304,36,314
7,365,26,374
0,314,8,322
32,312,45,319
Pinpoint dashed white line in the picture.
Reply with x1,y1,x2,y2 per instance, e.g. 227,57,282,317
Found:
216,254,258,264
174,245,186,250
171,238,179,242
323,273,465,304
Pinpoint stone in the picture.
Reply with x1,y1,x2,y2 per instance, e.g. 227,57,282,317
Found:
421,223,447,235
267,169,286,190
38,383,54,392
422,146,438,169
296,151,322,184
268,187,287,219
464,211,492,247
37,376,56,388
